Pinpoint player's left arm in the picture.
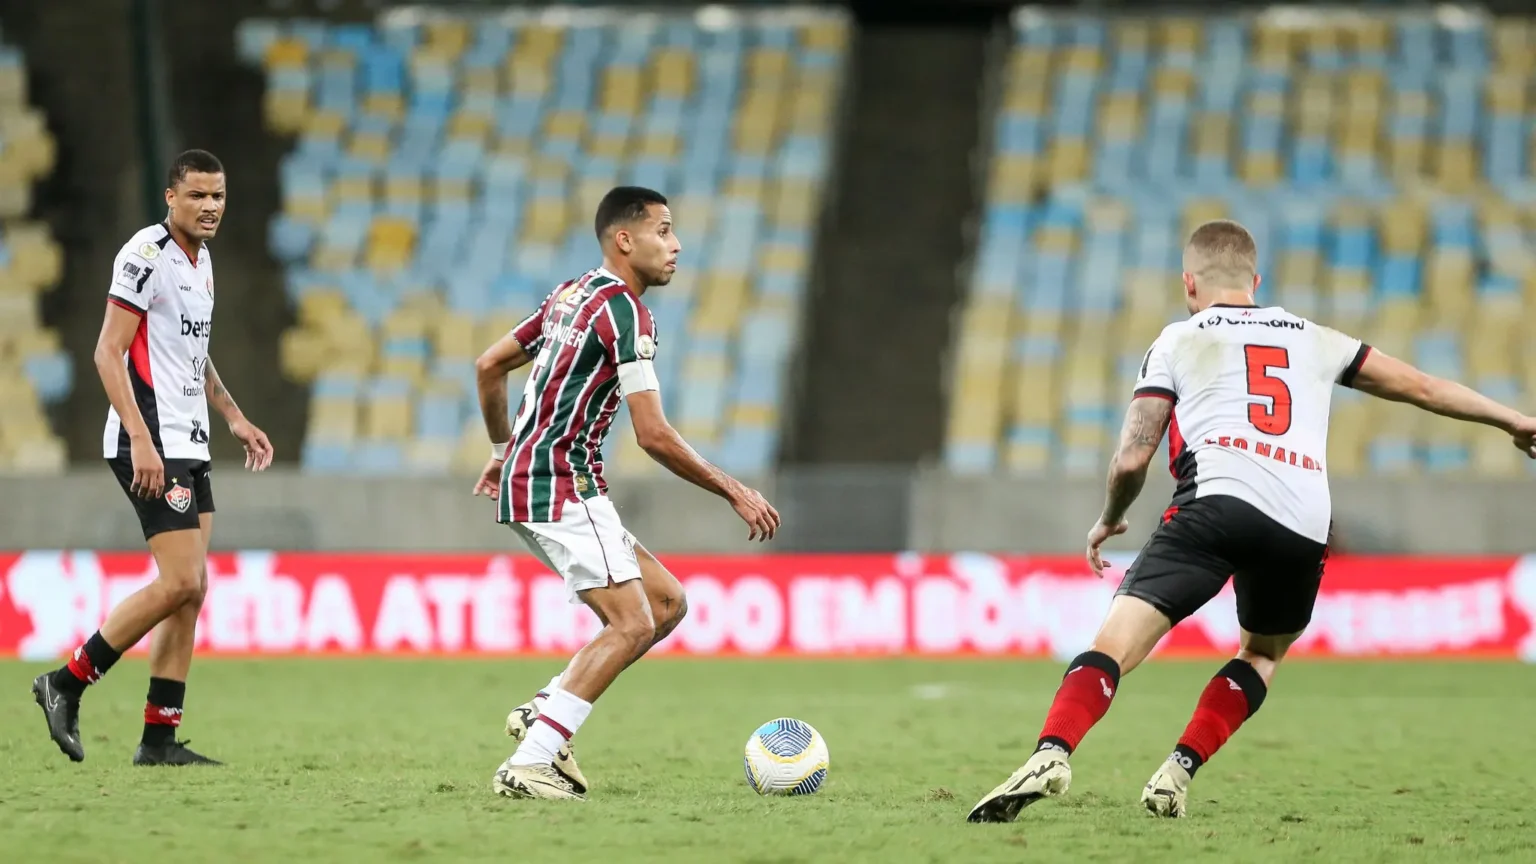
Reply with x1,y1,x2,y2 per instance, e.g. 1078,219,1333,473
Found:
205,359,273,470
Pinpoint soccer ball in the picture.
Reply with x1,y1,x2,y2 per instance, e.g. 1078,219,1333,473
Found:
743,718,829,796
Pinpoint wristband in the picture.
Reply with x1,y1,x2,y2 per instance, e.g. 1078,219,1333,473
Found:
492,441,510,461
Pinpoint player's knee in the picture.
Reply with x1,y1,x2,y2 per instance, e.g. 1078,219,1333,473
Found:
609,604,656,655
654,590,687,639
154,563,206,609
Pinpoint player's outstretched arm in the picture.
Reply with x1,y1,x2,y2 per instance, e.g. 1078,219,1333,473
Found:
470,332,533,497
626,390,780,541
1351,349,1536,456
1088,396,1174,576
204,359,273,470
96,302,163,498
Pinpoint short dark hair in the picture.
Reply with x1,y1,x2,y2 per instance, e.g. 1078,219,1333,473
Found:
594,186,667,239
167,149,225,189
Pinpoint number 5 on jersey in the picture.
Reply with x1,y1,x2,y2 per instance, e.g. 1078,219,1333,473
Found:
1244,345,1292,435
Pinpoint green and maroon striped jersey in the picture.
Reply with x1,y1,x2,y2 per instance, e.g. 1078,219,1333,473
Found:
498,267,659,523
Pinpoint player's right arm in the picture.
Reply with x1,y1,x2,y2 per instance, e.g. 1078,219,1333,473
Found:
1350,348,1536,456
469,302,544,498
99,245,163,498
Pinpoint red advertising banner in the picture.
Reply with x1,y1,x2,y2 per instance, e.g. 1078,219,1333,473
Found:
0,551,1533,660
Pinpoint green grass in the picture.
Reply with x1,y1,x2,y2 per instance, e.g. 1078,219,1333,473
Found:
2,658,1534,863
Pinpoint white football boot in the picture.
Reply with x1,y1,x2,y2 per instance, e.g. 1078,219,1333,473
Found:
506,699,589,794
966,746,1073,823
1141,755,1192,818
492,760,585,801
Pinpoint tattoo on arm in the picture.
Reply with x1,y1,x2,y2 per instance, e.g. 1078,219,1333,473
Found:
1102,397,1173,524
204,359,242,420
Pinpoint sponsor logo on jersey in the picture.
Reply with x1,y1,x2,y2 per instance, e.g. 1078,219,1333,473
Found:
165,481,192,513
555,284,586,312
180,315,212,338
1199,316,1304,330
574,474,589,493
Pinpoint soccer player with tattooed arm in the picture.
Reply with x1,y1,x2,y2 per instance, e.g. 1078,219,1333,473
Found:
470,186,780,800
968,219,1536,823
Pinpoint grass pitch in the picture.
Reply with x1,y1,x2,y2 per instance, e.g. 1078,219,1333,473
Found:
2,658,1534,863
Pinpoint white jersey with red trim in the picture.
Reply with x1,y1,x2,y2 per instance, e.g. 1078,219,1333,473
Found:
1132,304,1370,544
101,222,216,461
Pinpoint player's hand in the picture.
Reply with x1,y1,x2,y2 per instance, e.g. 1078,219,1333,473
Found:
1512,416,1536,459
472,457,504,499
730,485,780,542
228,417,274,471
1086,519,1129,578
129,435,164,499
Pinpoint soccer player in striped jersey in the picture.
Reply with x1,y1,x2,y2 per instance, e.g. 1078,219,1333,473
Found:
473,186,780,800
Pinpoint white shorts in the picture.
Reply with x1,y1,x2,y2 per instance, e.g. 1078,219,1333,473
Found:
509,496,642,604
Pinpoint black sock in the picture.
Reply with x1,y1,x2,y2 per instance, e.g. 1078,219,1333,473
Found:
1172,743,1205,777
52,631,123,695
142,677,186,746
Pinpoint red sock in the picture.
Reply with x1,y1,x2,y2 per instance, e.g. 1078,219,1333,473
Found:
1036,651,1121,753
1173,659,1267,775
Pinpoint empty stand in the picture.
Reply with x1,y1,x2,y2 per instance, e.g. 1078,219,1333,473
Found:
0,31,67,473
951,9,1536,478
240,8,847,476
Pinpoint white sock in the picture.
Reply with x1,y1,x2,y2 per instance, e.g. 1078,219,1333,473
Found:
510,688,593,766
532,674,563,710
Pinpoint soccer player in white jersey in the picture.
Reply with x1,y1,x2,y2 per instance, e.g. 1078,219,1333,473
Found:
471,187,779,800
31,150,274,766
969,220,1536,823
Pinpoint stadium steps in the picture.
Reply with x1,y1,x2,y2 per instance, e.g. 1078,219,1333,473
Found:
788,15,999,467
157,3,310,463
0,1,145,459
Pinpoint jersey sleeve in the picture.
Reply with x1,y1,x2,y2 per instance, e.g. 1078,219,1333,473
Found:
596,290,660,397
509,286,558,354
106,241,159,315
1132,329,1178,402
1318,325,1373,388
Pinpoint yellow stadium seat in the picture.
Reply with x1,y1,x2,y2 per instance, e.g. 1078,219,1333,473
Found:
1241,151,1282,186
298,289,349,327
279,327,328,382
1151,67,1194,100
1433,141,1478,192
651,50,695,98
1159,17,1203,53
263,38,308,69
747,49,793,88
462,65,498,96
730,403,777,430
309,396,360,441
361,396,412,440
1003,85,1050,117
1010,365,1059,426
422,19,470,59
263,90,308,136
800,21,849,52
434,312,478,359
448,111,493,141
362,93,404,121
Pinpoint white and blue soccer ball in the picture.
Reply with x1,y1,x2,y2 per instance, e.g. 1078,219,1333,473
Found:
743,718,829,796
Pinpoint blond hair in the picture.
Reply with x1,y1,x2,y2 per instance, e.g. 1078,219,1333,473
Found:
1183,219,1258,290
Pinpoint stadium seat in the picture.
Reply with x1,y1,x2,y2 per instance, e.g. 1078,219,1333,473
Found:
952,9,1536,477
248,10,848,477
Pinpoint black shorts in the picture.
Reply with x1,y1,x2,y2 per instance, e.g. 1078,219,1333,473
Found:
1116,494,1329,636
108,456,215,540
